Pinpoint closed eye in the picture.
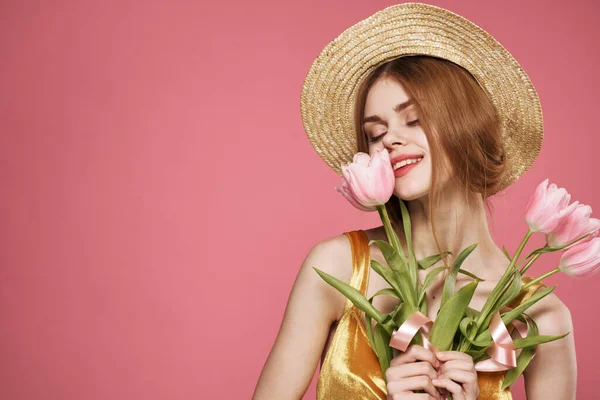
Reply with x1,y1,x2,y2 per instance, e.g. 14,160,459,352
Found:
368,119,419,143
368,135,383,143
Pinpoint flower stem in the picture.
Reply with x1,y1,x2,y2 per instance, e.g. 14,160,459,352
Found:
520,253,541,275
522,267,560,290
377,205,402,255
473,229,534,333
511,229,534,272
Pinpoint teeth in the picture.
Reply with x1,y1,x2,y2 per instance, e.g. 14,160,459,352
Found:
393,157,423,170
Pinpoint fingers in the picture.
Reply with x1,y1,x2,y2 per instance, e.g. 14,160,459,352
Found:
432,378,465,400
391,394,439,400
391,345,441,369
433,351,479,399
387,376,442,400
437,369,477,387
386,361,438,382
437,360,473,375
436,351,473,363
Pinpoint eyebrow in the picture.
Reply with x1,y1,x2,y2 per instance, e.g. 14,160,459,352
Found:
363,99,413,124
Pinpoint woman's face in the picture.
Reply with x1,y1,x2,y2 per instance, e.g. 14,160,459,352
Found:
364,77,451,201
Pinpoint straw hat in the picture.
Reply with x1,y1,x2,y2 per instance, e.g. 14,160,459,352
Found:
300,2,543,194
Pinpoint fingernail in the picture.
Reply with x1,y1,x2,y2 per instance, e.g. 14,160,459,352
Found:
437,352,446,359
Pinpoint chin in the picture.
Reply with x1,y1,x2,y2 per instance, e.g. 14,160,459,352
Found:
395,192,428,201
393,181,429,201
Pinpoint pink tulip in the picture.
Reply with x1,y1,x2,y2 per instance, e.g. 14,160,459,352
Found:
547,201,600,247
525,179,574,233
558,237,600,278
335,148,395,211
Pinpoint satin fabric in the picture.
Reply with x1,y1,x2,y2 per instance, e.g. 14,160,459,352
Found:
316,230,547,399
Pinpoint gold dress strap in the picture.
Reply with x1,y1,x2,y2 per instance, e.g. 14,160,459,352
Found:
316,230,386,399
342,230,371,313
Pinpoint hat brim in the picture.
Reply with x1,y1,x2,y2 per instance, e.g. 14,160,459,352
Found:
300,2,543,195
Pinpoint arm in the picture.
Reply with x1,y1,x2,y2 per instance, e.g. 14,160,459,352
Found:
253,235,352,399
522,292,577,400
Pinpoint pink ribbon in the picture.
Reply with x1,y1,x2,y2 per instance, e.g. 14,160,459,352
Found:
389,311,439,354
474,306,534,371
387,309,532,398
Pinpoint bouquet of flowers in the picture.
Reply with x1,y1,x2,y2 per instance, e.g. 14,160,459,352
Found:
314,148,600,396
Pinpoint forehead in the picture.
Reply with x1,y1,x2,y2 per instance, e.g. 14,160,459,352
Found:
364,78,411,113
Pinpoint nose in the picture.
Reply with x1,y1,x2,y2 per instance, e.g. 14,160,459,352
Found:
381,122,408,148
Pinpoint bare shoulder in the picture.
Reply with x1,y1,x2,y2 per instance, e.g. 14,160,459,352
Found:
252,231,356,399
521,289,577,399
304,232,355,321
525,289,573,335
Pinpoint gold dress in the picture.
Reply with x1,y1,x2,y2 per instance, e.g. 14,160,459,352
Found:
316,230,547,400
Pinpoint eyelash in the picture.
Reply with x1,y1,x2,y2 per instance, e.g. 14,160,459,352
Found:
368,119,420,143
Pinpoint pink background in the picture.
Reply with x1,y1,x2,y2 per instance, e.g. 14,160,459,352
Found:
1,0,598,399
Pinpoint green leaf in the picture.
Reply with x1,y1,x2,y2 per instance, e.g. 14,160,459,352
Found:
371,260,404,301
459,317,491,347
313,267,385,323
430,280,479,351
502,246,512,261
372,288,402,300
457,268,485,281
475,286,557,343
467,349,488,362
364,295,379,352
370,240,409,272
419,295,428,315
465,307,480,321
513,332,570,349
417,251,452,270
500,285,556,327
390,302,405,326
398,198,418,288
376,205,405,259
440,243,479,309
524,246,559,259
374,323,393,381
476,266,520,333
497,269,523,308
480,269,522,330
501,313,538,390
418,266,447,306
372,240,417,306
524,233,592,259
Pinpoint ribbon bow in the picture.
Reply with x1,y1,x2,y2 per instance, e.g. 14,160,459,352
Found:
387,309,532,398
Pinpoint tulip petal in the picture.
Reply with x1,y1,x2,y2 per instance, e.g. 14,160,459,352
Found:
559,238,600,278
336,183,376,211
353,152,371,167
348,163,373,203
370,149,395,203
525,179,549,230
525,179,575,233
336,150,395,211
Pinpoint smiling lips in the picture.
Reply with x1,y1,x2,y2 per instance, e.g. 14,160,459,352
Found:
393,156,423,178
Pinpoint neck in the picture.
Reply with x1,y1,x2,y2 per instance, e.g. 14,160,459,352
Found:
394,188,507,281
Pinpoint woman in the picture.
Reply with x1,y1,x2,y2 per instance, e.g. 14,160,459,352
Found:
254,4,576,399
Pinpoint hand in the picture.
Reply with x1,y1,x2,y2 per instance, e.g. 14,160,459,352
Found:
432,351,480,400
385,344,442,400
